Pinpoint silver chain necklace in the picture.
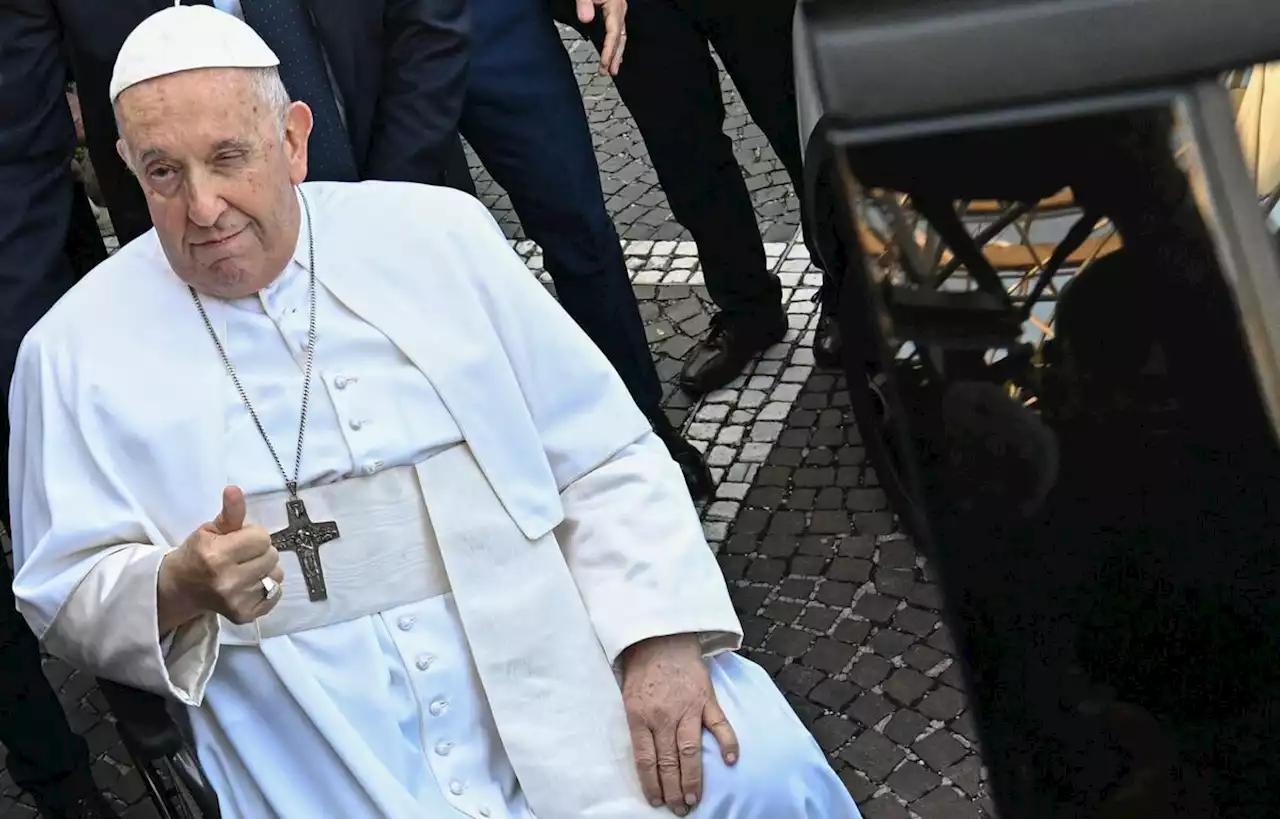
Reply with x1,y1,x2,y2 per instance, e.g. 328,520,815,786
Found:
189,188,341,603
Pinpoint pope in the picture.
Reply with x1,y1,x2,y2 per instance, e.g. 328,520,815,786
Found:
8,6,863,819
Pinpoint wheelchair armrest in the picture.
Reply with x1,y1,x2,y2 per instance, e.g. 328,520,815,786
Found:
97,677,187,760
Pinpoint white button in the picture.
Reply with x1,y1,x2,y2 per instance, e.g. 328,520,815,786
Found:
397,616,415,631
479,808,491,818
449,780,465,796
434,740,453,756
334,375,351,389
429,699,449,716
415,654,435,671
348,418,364,431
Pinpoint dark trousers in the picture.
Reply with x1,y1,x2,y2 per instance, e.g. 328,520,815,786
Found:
0,180,102,809
0,557,91,808
461,0,662,414
562,0,802,325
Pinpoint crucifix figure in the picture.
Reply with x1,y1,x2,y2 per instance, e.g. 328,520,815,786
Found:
271,498,341,602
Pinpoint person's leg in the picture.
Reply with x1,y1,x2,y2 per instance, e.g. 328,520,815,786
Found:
461,0,658,412
460,0,711,497
0,544,109,816
691,0,850,365
0,198,118,819
690,0,804,191
561,0,785,395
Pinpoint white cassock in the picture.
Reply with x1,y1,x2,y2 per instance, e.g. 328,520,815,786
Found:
10,181,861,819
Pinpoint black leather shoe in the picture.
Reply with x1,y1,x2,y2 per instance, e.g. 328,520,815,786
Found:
646,412,714,501
677,311,787,397
813,310,843,369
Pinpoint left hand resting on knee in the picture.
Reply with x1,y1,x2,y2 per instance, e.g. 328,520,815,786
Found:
621,634,739,816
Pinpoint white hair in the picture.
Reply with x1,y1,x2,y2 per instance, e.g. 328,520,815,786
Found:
116,66,291,172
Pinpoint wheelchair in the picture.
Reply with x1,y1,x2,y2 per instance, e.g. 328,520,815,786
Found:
97,678,219,818
798,0,1280,816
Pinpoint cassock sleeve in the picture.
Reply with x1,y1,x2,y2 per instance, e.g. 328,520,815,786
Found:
453,195,743,665
9,336,218,707
555,433,744,664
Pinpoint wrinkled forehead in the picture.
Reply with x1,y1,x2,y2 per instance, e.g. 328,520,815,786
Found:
117,67,265,140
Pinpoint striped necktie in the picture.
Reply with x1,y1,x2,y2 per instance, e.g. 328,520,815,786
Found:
239,0,360,182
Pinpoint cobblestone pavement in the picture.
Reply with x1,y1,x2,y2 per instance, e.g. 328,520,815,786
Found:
710,370,997,819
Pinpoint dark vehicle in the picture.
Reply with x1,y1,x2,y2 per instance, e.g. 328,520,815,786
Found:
797,0,1280,816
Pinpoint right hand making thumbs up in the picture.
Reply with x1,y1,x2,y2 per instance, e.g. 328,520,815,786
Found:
157,486,284,633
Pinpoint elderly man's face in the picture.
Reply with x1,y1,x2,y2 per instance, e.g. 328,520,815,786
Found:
116,68,312,298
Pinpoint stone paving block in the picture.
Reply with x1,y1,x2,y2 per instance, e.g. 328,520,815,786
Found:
854,593,900,624
839,731,905,782
884,669,933,707
871,629,918,660
776,663,827,698
799,606,840,632
846,488,888,513
861,795,911,819
803,639,857,674
914,731,971,773
816,580,858,608
887,760,944,802
894,606,942,638
913,785,983,819
839,534,876,559
832,618,872,645
766,627,814,657
946,755,985,797
810,680,861,712
829,558,872,584
919,686,969,722
848,654,893,689
839,767,878,804
904,644,948,673
873,567,915,598
812,715,858,753
883,710,932,747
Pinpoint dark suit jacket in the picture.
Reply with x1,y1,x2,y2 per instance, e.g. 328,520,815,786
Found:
52,0,470,243
0,1,80,516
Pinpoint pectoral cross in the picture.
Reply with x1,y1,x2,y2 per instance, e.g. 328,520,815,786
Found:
271,498,341,602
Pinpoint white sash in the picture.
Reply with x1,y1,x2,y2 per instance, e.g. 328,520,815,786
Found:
225,444,657,817
223,465,453,645
418,445,656,819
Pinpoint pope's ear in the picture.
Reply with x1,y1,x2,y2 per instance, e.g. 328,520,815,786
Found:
116,139,134,175
283,101,313,185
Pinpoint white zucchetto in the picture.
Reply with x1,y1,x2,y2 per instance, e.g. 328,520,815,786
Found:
110,3,280,103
